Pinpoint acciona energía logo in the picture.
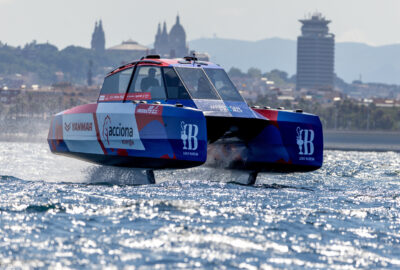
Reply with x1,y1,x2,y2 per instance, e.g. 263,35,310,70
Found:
296,127,315,156
180,121,199,151
102,115,134,146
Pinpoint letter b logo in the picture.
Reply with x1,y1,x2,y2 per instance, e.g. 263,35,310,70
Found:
296,127,315,155
181,122,199,151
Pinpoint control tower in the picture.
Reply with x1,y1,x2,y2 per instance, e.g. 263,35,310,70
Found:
296,13,335,90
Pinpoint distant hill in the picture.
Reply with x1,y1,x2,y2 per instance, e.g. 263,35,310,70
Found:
189,38,400,85
0,41,144,85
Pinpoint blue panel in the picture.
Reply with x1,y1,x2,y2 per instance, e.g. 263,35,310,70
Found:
192,99,232,117
247,110,323,169
163,99,197,109
224,101,260,119
162,106,207,163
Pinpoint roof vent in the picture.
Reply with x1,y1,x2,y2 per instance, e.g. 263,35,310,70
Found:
183,56,198,61
144,54,161,59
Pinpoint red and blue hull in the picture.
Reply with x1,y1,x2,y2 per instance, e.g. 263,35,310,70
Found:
48,102,323,172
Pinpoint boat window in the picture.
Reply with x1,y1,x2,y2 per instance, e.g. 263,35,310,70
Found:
163,67,190,99
175,67,220,100
128,66,166,100
100,67,133,96
204,69,244,102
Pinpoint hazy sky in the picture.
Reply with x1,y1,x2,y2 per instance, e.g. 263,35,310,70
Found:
1,0,400,49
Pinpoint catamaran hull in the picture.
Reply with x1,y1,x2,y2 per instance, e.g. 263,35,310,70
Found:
48,103,208,169
48,103,323,172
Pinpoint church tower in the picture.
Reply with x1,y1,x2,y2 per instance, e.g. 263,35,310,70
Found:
91,20,106,52
153,16,189,58
160,22,170,56
154,23,162,53
154,22,169,56
168,15,188,58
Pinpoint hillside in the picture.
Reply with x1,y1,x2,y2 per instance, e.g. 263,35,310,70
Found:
189,38,400,85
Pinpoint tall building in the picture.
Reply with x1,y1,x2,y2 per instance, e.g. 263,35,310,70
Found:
91,20,106,52
296,13,335,90
154,15,189,58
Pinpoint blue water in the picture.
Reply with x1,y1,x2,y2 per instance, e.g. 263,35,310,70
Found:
1,142,400,269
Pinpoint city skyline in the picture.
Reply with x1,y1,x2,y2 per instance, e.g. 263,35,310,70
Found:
1,0,400,49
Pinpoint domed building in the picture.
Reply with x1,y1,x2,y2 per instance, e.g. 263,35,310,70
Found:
154,15,189,58
108,39,149,54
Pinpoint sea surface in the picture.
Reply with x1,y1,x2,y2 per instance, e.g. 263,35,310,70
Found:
1,141,400,269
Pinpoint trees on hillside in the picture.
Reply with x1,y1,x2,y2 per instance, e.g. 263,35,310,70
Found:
0,41,144,85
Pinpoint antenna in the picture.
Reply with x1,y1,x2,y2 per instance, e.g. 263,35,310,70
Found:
192,52,196,66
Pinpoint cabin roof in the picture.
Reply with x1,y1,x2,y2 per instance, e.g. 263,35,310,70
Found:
107,57,222,76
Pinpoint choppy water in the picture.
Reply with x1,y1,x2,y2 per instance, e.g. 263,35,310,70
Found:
1,142,400,269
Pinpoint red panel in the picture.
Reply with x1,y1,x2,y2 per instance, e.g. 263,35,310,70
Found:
276,158,292,164
117,149,129,156
126,92,151,101
98,93,125,102
160,153,177,159
92,112,107,154
135,104,164,131
253,108,279,129
63,104,98,114
98,93,152,102
253,108,278,121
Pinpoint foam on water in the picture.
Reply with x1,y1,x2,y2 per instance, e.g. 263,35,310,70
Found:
0,142,400,269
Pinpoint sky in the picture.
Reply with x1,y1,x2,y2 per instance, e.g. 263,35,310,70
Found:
1,0,400,49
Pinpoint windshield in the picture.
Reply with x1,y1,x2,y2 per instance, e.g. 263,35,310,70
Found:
163,68,190,99
175,67,220,100
100,68,133,95
204,69,244,101
128,66,166,100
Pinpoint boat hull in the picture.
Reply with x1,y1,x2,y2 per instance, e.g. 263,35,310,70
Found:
206,108,323,172
48,104,323,172
48,103,208,169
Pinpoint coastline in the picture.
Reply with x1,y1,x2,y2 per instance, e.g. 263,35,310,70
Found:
324,129,400,152
1,129,399,152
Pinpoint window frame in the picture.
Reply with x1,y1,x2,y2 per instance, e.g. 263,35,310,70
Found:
162,67,192,100
203,68,245,102
99,67,135,98
125,65,168,101
98,64,239,103
173,66,223,100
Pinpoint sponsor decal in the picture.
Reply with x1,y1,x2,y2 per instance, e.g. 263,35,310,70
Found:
96,103,145,151
228,105,243,113
181,121,199,155
73,122,92,131
64,122,92,132
98,92,152,102
210,104,228,112
126,92,151,101
122,140,134,146
102,115,134,146
136,105,161,115
61,114,104,154
104,93,125,101
64,122,71,131
102,115,111,145
296,127,315,161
